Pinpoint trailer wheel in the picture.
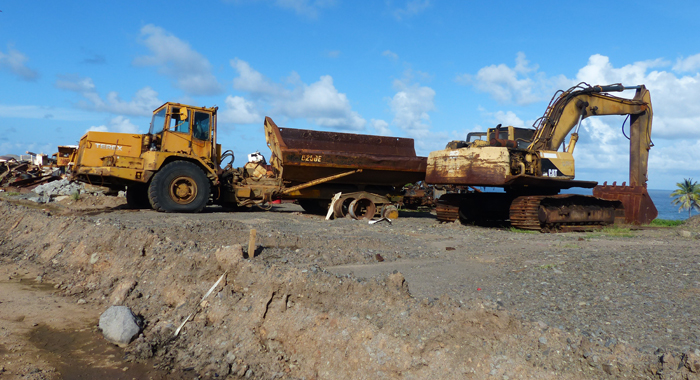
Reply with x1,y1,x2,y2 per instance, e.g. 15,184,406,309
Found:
126,184,151,209
348,198,376,220
148,161,210,213
333,197,355,218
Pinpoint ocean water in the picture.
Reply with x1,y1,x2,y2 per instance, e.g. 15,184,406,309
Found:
648,189,694,221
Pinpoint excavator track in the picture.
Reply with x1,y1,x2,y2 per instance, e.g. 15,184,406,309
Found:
509,196,545,230
509,194,623,232
435,194,462,222
436,200,460,222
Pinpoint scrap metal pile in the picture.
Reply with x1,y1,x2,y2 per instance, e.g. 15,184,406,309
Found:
0,146,77,192
0,152,59,191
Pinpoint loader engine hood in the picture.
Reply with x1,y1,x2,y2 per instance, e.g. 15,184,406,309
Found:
75,131,144,168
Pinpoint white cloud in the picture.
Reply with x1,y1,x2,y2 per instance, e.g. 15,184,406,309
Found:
134,25,222,96
228,0,336,18
382,50,399,60
369,119,392,135
56,74,163,116
389,78,435,138
87,116,142,134
574,54,668,85
457,52,554,105
391,0,432,20
220,96,262,124
673,53,700,73
229,59,366,130
573,54,700,140
0,104,94,121
278,75,365,129
231,59,282,96
87,125,109,133
273,0,336,17
55,74,95,92
386,75,448,155
326,50,340,58
492,110,525,128
0,45,39,81
0,141,56,156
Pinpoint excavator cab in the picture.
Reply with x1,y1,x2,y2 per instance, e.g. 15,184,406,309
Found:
486,125,536,149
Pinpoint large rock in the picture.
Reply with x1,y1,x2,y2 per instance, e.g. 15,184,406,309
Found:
99,306,141,347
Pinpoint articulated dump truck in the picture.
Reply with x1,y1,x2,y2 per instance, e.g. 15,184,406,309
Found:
69,102,427,219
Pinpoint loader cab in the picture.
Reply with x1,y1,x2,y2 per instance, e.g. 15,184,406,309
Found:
148,102,217,162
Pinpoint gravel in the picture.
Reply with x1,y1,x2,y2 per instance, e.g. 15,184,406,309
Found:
2,199,700,378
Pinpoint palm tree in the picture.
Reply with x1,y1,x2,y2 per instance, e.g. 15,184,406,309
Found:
671,178,700,218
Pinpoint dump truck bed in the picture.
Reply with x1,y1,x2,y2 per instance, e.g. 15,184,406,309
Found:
264,117,427,188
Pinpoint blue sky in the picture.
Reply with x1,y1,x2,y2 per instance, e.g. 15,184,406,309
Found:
2,0,700,190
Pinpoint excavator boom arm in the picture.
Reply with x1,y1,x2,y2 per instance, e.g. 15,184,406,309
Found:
529,84,652,186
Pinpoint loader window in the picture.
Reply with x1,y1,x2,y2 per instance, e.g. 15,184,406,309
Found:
169,108,190,134
193,112,210,141
150,108,167,134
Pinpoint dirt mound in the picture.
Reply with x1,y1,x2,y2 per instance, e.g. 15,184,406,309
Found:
683,215,700,229
0,200,695,379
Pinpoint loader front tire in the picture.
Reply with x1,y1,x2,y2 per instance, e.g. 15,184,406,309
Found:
126,184,151,209
148,161,210,213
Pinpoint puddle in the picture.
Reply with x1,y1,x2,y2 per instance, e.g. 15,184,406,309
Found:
28,324,178,380
0,276,189,380
17,277,58,292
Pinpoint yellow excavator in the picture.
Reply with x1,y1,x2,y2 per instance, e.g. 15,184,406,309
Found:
426,83,657,231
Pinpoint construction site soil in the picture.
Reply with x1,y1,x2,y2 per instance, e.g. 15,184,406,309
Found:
1,194,699,379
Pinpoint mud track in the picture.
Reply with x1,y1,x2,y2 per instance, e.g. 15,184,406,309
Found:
1,197,699,379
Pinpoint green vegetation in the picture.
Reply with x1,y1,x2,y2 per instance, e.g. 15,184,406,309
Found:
71,191,81,201
508,227,539,234
649,219,684,227
671,178,700,218
560,243,580,249
2,192,20,196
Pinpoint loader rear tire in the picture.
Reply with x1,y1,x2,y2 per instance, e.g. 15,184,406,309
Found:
148,161,210,213
126,184,151,209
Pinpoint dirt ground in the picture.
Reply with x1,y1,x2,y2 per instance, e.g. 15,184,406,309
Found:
1,194,700,379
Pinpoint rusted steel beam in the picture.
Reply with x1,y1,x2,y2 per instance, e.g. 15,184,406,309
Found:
280,169,362,195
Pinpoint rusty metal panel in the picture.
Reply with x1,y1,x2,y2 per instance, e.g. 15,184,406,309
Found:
425,147,510,186
265,117,427,187
277,124,418,157
592,182,658,224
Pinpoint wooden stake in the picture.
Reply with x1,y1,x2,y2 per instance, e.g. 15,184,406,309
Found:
248,229,257,259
